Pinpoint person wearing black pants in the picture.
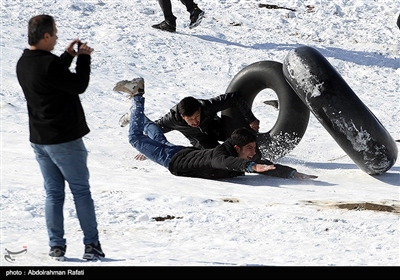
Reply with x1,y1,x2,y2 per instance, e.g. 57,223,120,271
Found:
152,0,204,32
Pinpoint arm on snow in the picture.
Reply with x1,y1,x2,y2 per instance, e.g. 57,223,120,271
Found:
248,160,318,180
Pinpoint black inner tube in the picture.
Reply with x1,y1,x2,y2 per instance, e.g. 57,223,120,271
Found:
282,46,398,175
397,13,400,29
221,61,310,160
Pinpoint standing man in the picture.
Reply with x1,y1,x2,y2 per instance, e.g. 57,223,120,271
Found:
152,0,204,32
16,14,105,261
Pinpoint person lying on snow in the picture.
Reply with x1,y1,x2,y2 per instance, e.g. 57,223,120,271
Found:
113,77,318,180
119,92,260,148
117,83,261,161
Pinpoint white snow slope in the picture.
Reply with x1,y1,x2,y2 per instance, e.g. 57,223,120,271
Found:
1,0,399,272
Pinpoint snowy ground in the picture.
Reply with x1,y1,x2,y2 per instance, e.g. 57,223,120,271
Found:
1,0,399,270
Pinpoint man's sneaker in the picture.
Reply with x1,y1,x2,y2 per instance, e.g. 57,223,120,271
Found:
119,112,130,127
189,8,204,29
83,241,105,260
49,245,66,261
152,20,176,32
113,77,145,98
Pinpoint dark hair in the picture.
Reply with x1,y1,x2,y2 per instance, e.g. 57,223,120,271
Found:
231,127,257,148
28,14,55,46
177,96,201,116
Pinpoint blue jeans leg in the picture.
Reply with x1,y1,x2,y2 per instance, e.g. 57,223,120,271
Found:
128,96,184,168
31,138,99,247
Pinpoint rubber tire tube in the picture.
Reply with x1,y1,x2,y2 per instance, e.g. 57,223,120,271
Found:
221,60,310,161
397,13,400,29
282,45,397,175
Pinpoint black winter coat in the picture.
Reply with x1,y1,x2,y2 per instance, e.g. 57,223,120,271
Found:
168,138,296,180
16,49,91,144
155,92,257,149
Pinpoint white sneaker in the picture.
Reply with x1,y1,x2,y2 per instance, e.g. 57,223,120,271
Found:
119,112,130,127
113,77,145,98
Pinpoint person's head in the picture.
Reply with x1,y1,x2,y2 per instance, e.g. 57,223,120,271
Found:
177,96,201,127
231,127,257,160
28,14,57,51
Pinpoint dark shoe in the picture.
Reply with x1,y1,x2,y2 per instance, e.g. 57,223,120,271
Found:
189,8,204,29
113,77,145,98
83,241,105,260
152,20,176,32
49,245,66,261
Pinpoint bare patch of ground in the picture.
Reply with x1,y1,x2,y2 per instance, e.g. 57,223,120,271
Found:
152,200,399,222
222,198,240,203
152,198,240,221
152,215,183,222
304,200,400,214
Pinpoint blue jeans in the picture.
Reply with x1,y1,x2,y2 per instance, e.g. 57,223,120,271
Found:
31,138,99,247
128,96,185,168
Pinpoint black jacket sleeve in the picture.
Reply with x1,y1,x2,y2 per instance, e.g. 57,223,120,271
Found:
154,107,178,133
48,52,91,95
212,139,296,177
211,150,250,173
201,92,257,124
255,159,296,178
210,141,252,172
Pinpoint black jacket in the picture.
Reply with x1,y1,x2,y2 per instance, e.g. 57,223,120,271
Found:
155,92,257,149
16,49,91,144
168,138,295,180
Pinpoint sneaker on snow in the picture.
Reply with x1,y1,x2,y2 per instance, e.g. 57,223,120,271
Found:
83,241,105,261
49,245,66,261
113,77,145,98
189,8,204,29
152,20,176,32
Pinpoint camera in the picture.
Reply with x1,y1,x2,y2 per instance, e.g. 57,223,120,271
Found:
77,41,82,52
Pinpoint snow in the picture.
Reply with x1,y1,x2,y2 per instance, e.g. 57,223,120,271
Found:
1,0,399,269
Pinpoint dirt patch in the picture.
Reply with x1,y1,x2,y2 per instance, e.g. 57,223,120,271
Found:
336,202,397,212
152,215,183,222
304,200,400,214
222,198,240,203
258,3,296,12
258,3,315,13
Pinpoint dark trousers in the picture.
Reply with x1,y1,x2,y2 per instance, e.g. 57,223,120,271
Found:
157,0,198,23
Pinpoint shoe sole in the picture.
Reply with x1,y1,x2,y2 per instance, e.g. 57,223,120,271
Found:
83,253,104,261
113,80,131,92
50,256,65,261
113,78,144,96
152,26,176,32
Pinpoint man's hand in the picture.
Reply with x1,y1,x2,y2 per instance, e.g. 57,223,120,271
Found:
253,164,276,172
66,39,94,57
77,42,94,56
134,153,147,161
292,171,318,180
249,119,260,132
65,38,80,57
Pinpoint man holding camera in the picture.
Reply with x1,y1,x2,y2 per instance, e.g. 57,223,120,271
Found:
16,14,104,261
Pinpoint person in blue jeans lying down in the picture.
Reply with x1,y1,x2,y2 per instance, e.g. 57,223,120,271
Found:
113,77,318,180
